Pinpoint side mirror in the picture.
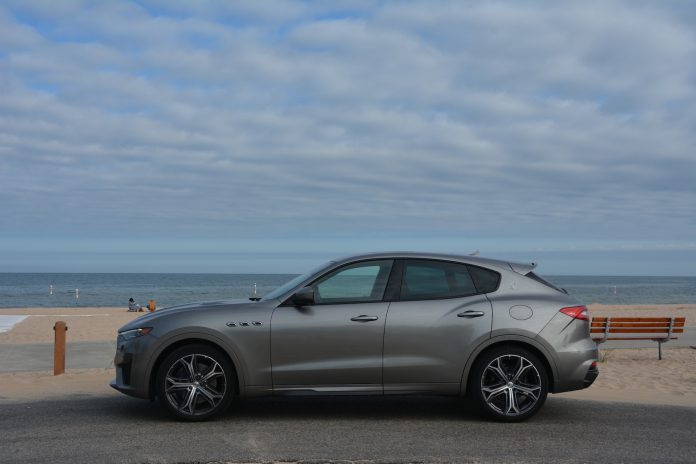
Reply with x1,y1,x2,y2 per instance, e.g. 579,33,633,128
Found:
291,286,314,306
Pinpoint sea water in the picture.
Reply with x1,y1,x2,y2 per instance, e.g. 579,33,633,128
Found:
0,273,694,308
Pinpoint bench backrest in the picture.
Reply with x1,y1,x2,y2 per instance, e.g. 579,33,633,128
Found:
590,317,685,340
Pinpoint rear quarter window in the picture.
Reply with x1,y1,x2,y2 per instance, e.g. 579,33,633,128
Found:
467,265,501,293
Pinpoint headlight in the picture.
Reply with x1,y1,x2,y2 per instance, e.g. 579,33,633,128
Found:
119,327,153,340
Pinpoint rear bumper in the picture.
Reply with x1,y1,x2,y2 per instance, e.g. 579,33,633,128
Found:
537,313,600,393
583,362,599,388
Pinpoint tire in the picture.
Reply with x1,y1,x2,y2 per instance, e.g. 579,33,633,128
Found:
468,346,548,422
156,344,237,421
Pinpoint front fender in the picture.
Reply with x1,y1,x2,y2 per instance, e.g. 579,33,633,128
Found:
144,328,249,397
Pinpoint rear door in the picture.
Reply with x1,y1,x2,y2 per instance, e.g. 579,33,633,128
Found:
382,259,496,393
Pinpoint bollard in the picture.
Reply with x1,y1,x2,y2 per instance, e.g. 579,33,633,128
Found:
53,321,67,376
148,300,156,312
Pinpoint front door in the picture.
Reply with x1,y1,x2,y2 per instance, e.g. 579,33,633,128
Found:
271,259,394,392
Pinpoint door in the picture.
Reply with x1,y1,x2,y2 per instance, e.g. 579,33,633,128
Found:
383,259,496,393
271,259,394,392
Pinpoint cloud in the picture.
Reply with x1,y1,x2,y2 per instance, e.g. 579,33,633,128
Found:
0,0,695,272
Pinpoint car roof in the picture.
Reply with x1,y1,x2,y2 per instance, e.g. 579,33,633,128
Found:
331,251,537,274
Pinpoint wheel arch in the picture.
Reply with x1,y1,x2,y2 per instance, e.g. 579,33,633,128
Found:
147,334,244,400
459,335,559,396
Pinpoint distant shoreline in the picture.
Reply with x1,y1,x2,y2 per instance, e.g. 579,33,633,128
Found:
1,274,695,307
3,299,696,309
1,272,695,277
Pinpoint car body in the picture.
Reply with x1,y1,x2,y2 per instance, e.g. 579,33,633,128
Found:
111,252,599,421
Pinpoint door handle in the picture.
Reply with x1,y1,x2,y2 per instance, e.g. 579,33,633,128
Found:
350,315,379,322
457,310,485,318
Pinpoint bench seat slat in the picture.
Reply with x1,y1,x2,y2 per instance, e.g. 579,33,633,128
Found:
591,327,684,333
591,323,672,329
592,337,680,341
591,317,683,323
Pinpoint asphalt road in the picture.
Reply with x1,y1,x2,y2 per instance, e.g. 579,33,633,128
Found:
1,395,695,464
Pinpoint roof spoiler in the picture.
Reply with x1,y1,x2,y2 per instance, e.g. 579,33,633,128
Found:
508,261,538,275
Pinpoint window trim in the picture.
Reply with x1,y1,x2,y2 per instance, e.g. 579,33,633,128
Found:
278,257,501,306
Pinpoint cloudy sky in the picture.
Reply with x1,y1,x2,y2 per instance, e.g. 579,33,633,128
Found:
1,1,695,274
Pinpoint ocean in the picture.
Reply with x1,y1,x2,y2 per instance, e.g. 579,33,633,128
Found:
0,273,694,308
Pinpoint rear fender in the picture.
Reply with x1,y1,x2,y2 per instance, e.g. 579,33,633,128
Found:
459,333,560,395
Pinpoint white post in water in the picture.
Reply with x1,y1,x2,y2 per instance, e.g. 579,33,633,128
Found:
49,285,53,295
75,288,79,299
249,283,260,301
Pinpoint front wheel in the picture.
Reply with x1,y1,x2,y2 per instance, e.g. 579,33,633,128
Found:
469,346,548,422
156,344,236,421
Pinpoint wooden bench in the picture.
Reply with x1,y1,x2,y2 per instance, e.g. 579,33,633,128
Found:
590,317,686,360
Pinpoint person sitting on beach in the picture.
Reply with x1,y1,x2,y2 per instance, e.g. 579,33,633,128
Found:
128,298,144,312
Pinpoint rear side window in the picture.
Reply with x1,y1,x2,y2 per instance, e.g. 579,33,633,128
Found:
400,260,478,300
468,265,501,293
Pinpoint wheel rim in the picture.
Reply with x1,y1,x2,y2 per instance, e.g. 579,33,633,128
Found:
164,353,227,416
480,354,542,416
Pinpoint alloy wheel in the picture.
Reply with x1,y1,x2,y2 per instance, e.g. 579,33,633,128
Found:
164,353,227,417
480,354,542,416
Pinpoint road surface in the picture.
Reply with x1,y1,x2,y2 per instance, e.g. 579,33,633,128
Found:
1,394,694,463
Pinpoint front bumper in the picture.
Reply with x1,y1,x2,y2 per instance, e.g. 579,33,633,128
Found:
110,332,156,399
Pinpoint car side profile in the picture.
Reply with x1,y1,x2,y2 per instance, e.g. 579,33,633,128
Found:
111,252,599,421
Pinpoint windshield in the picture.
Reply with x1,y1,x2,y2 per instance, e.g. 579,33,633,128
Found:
262,261,333,301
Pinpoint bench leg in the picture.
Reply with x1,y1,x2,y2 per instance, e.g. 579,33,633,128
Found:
658,341,663,360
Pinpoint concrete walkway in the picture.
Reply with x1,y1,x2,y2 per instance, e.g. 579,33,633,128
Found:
1,332,693,373
0,341,114,373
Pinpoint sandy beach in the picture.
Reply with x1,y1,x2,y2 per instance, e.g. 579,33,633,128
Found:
0,304,694,407
0,307,142,344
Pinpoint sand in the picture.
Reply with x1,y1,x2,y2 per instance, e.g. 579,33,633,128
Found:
0,305,694,407
558,347,696,407
587,303,696,319
0,307,143,343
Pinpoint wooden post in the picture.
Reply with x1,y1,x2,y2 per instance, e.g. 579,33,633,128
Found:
53,321,67,376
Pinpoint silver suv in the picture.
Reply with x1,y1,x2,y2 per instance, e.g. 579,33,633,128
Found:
112,252,598,421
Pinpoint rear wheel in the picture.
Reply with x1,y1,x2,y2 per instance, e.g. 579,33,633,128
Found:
469,346,548,422
156,344,236,421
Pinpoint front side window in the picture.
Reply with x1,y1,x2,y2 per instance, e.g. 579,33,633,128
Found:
313,260,393,304
400,260,478,300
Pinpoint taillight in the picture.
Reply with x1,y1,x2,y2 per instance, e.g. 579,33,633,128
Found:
560,306,589,321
